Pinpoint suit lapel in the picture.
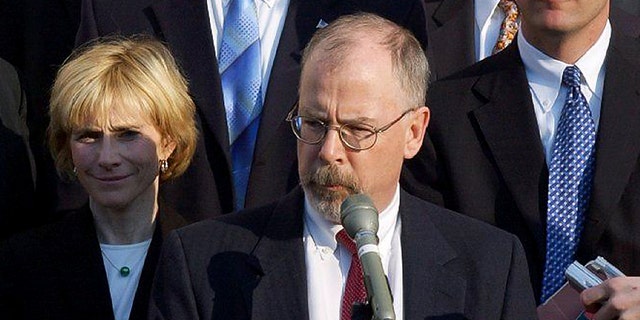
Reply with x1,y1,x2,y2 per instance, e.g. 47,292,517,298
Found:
130,206,188,319
150,0,230,158
580,32,640,254
470,44,547,253
400,191,465,318
250,188,308,320
59,207,114,318
425,0,475,79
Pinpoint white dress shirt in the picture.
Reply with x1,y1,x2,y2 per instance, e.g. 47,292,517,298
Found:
475,0,515,61
304,185,404,320
518,21,610,164
206,0,290,102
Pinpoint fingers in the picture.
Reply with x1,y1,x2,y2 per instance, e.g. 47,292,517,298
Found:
581,277,640,320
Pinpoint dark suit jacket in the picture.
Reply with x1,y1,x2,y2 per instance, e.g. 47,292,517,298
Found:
402,30,640,300
0,0,83,217
0,204,187,319
149,187,537,319
74,0,428,221
422,0,475,81
0,57,36,240
422,0,640,81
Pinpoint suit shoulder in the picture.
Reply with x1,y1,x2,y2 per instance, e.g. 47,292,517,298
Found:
172,201,278,246
405,193,519,246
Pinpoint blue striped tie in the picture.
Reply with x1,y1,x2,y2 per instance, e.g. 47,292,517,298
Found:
219,0,262,210
541,66,597,302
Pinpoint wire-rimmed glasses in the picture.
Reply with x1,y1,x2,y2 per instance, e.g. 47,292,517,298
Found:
286,104,416,151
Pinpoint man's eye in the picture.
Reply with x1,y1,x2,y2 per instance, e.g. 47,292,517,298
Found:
344,126,375,139
303,119,325,131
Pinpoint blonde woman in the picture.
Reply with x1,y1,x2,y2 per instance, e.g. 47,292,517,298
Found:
0,35,198,320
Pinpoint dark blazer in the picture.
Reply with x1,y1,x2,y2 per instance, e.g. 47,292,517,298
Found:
422,0,640,81
74,0,428,221
402,30,640,300
0,57,36,241
149,187,537,319
0,0,83,217
0,204,187,319
422,0,475,81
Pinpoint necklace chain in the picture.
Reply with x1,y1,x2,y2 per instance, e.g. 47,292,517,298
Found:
100,240,151,278
101,250,135,277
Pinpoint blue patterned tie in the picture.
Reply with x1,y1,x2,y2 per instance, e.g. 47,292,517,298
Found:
219,0,262,210
541,66,597,302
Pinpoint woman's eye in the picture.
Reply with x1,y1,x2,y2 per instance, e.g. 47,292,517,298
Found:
119,130,141,140
75,132,100,143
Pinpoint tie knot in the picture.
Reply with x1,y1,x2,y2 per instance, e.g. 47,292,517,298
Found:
562,66,582,88
336,230,358,256
498,0,518,15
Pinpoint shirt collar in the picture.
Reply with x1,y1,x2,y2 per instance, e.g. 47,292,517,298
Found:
222,0,275,9
518,20,611,112
303,185,401,253
475,0,501,31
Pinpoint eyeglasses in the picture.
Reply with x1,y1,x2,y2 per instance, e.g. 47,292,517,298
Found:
286,104,416,151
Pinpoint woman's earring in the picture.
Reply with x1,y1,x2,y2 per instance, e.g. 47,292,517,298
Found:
159,159,169,173
73,167,78,175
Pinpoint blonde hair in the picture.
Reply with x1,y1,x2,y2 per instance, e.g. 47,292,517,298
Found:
48,34,198,181
301,12,430,108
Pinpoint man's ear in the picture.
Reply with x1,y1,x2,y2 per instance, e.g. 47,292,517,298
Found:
404,106,429,159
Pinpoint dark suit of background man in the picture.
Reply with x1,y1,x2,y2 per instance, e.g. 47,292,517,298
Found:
0,57,37,241
614,0,640,16
149,12,537,320
0,0,82,223
422,0,521,81
421,0,640,81
404,0,640,316
75,0,428,222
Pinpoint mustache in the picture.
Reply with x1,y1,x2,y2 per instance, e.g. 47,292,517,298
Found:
301,165,360,194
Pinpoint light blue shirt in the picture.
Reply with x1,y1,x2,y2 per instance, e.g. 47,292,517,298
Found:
518,21,610,164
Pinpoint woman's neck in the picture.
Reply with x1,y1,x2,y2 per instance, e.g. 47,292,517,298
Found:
90,196,158,245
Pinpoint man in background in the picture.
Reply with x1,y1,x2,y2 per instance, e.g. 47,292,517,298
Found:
0,57,36,240
406,0,640,316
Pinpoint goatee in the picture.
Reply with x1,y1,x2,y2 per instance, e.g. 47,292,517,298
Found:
300,165,362,224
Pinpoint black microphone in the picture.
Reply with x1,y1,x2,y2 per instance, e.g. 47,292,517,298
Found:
341,194,395,320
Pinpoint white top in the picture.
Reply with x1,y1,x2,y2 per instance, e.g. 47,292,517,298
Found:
100,239,152,320
206,0,290,103
475,0,516,61
304,185,404,320
518,21,610,164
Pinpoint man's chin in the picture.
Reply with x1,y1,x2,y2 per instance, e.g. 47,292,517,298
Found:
306,195,343,224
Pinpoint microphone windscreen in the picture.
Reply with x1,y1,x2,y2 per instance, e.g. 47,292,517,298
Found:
340,194,379,239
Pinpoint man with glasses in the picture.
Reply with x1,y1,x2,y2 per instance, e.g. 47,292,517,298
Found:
150,12,537,319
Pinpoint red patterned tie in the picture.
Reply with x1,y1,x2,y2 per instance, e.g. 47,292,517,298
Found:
336,229,367,320
493,0,519,54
